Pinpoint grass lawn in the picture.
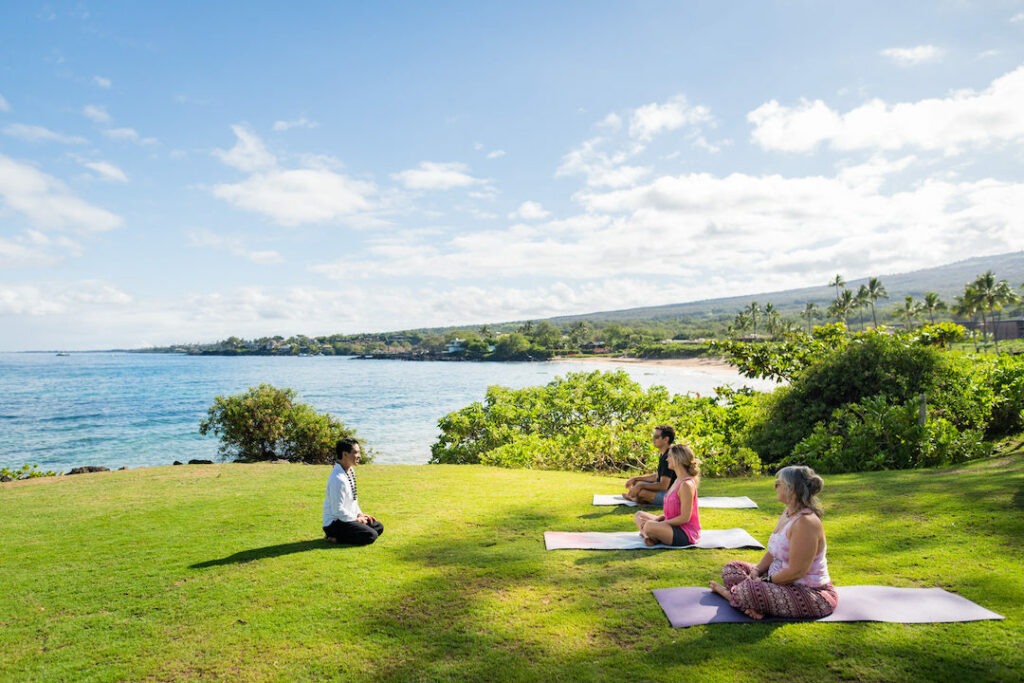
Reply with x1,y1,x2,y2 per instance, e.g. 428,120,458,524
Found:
2,454,1022,682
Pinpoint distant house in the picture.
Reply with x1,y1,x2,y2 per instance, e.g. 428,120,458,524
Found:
580,341,609,354
444,338,466,354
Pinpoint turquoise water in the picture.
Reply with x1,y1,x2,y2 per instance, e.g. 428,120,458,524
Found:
0,353,777,471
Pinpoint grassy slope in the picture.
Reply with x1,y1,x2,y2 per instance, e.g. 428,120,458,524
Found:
2,456,1022,682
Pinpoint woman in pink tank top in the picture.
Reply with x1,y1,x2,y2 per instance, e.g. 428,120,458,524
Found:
710,465,838,619
633,444,701,546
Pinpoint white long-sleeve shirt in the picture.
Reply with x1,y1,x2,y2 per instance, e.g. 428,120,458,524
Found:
322,462,363,525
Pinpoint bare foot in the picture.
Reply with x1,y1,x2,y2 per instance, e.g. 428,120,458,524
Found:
709,580,731,601
743,608,764,620
324,536,337,544
643,536,657,546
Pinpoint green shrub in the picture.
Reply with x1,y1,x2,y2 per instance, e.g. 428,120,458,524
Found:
1,463,59,481
784,394,991,474
199,384,364,464
744,331,986,464
978,354,1024,436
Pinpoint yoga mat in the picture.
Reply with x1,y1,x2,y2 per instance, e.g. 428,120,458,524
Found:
652,586,1005,627
592,494,758,509
544,529,764,550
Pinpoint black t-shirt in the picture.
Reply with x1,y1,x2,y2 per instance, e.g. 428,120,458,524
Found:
656,451,677,488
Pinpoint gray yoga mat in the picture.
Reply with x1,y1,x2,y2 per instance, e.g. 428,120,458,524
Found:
652,586,1005,627
544,529,764,550
592,494,758,508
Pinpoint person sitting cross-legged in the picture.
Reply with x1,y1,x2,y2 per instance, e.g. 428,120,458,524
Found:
322,437,383,546
709,465,837,620
623,425,677,504
632,443,701,546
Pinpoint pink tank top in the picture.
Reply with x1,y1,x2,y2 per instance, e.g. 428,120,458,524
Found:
767,509,831,587
663,477,701,543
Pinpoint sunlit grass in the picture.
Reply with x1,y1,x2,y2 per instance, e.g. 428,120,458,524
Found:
2,456,1022,681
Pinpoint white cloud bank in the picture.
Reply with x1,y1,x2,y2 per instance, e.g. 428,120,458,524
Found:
272,118,318,131
749,65,1024,153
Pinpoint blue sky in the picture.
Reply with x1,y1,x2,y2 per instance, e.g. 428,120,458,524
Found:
2,1,1024,350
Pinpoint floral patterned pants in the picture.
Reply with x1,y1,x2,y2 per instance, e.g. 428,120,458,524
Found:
721,561,838,619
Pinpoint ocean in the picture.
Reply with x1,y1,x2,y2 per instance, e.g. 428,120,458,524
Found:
0,353,778,472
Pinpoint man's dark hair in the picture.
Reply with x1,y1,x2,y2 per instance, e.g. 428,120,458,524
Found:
336,437,360,459
655,425,676,444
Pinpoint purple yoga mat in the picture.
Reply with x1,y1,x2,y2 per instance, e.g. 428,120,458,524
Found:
652,586,1004,628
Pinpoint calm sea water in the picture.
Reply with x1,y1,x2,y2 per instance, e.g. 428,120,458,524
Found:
0,353,778,472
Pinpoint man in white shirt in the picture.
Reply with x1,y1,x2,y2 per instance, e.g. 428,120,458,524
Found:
322,438,383,545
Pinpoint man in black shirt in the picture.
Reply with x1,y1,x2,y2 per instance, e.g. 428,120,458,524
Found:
623,425,677,505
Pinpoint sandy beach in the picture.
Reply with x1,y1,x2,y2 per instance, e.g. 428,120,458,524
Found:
555,355,738,372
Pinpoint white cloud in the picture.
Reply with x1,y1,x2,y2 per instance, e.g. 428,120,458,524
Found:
0,230,82,268
3,123,87,144
213,124,276,171
880,45,944,66
1011,12,1024,23
0,153,123,232
509,200,550,221
81,160,128,183
749,66,1024,153
0,94,9,112
93,76,112,88
83,105,111,123
213,169,375,226
391,161,485,190
0,280,131,316
977,49,1000,59
272,117,319,131
629,94,712,142
186,230,284,264
211,128,375,226
103,127,158,145
558,94,716,188
486,149,506,159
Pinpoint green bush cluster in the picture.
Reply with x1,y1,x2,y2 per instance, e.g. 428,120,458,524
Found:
199,384,365,464
430,370,759,476
743,330,1016,473
0,463,58,481
433,324,1023,476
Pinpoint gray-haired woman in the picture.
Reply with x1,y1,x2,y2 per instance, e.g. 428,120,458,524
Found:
709,465,838,619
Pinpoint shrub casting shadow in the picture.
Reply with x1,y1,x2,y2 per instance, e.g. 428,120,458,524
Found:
189,538,354,568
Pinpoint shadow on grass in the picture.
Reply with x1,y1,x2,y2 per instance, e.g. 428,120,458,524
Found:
189,538,354,568
576,506,642,520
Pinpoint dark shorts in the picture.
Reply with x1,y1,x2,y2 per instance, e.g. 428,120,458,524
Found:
653,490,666,506
669,525,695,546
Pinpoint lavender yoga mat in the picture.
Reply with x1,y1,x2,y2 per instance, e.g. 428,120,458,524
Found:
592,494,758,508
544,529,764,550
652,586,1005,627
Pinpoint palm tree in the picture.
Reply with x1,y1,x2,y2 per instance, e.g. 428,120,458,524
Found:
829,289,855,327
763,303,780,338
901,296,922,330
865,277,888,328
922,292,946,325
953,286,981,352
800,302,820,334
828,274,845,303
972,271,1018,352
745,301,761,335
855,285,870,331
733,312,751,335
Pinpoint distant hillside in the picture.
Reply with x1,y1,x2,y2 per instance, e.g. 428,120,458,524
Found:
544,251,1024,324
